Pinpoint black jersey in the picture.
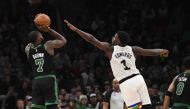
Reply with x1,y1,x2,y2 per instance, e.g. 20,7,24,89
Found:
28,44,55,77
173,72,190,105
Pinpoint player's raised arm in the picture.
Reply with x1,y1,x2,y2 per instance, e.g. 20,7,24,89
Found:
132,46,169,57
36,25,67,49
64,20,111,52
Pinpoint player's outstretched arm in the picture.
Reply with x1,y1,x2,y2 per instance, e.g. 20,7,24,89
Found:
37,25,67,49
163,78,176,109
132,46,169,57
64,20,111,52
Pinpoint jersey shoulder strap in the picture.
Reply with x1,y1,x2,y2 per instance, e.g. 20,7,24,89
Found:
174,73,185,86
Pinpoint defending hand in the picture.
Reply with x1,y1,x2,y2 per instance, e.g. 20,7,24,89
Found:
160,49,169,57
64,20,77,31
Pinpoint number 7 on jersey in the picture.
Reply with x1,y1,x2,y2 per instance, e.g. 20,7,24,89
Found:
35,58,44,72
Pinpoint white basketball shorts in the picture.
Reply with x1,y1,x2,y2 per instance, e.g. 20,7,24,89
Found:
119,75,151,107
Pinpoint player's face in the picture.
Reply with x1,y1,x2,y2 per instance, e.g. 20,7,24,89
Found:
112,33,120,45
36,33,44,44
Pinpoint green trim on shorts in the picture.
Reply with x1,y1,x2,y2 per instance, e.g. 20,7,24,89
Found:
34,74,58,107
173,103,190,109
45,102,58,106
44,75,58,106
34,75,56,79
31,104,45,109
54,76,58,103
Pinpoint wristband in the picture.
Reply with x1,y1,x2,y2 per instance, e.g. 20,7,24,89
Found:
165,91,173,97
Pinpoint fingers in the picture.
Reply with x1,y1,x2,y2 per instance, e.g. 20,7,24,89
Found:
35,13,41,18
38,25,49,29
64,20,69,24
64,19,77,31
36,25,50,32
160,49,169,57
164,50,169,57
64,20,71,26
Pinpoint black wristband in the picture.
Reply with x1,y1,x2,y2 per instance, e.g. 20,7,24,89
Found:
165,91,173,97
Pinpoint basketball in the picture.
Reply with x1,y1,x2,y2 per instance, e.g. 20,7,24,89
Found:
34,13,51,26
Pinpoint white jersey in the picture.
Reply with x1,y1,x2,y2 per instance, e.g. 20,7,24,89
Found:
110,45,140,81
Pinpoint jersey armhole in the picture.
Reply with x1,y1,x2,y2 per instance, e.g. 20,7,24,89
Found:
174,75,180,86
131,46,137,58
109,46,115,61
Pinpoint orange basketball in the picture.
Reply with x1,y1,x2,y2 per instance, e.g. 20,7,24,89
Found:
34,13,51,26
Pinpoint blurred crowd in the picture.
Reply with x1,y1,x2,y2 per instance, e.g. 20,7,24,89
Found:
0,0,190,109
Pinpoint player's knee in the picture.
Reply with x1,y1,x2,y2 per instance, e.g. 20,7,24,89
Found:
141,104,152,109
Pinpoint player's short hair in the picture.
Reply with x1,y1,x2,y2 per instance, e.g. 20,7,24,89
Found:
183,56,190,69
117,31,130,46
28,31,40,44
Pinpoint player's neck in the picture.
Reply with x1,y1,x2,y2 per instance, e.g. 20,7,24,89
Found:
34,43,41,47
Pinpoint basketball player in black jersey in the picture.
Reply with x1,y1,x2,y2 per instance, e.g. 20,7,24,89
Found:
163,56,190,109
25,25,67,109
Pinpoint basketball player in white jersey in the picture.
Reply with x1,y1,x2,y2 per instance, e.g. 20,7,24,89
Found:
64,20,169,109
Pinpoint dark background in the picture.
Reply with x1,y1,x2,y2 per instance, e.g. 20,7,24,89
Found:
0,0,190,109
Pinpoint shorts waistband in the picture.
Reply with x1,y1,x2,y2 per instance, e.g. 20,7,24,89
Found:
119,74,140,84
34,75,56,79
173,103,190,108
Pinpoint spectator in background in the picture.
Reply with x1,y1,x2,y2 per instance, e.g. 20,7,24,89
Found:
102,79,125,109
0,0,190,109
76,95,89,109
61,103,72,109
60,89,67,96
148,87,162,109
16,99,25,109
58,99,64,109
25,96,32,109
17,79,31,99
91,16,105,32
69,99,77,109
86,85,93,97
89,93,101,109
64,93,71,102
75,89,83,101
146,58,163,81
103,81,111,95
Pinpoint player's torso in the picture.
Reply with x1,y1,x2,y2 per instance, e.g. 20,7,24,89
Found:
28,44,55,77
174,72,190,104
110,45,140,81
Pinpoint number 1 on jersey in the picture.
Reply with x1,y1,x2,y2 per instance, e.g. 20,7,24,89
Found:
121,60,130,70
